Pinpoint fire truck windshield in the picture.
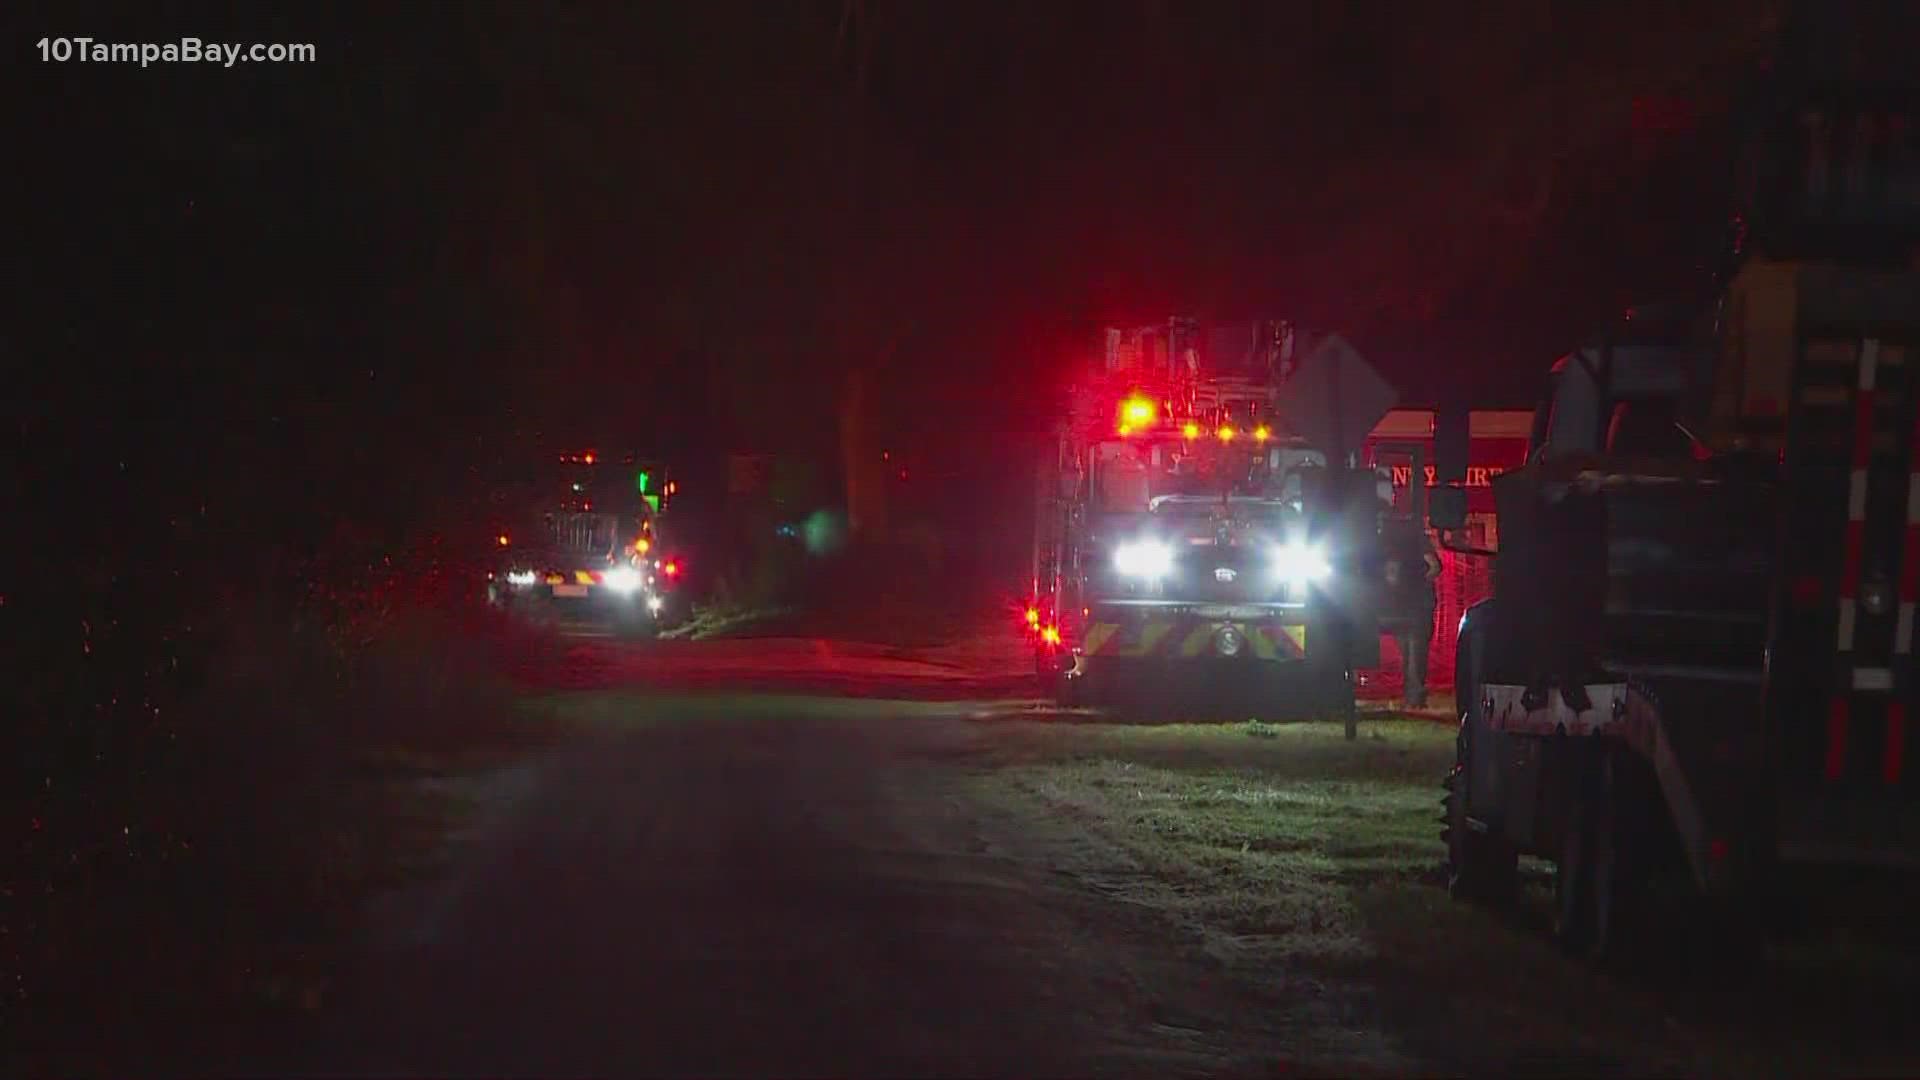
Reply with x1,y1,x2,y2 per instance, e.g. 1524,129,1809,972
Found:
1147,495,1294,524
1092,437,1294,513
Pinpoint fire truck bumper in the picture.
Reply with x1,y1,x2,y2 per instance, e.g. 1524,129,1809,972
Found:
1066,602,1359,709
489,571,659,611
1077,604,1310,662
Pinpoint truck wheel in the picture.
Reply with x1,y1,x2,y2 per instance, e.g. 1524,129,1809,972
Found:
1443,713,1518,905
1444,605,1517,904
1443,783,1519,905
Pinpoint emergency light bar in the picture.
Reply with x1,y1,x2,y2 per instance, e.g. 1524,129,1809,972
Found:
1103,382,1284,445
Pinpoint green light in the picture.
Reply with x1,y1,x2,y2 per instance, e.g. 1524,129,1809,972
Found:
642,494,660,512
636,470,651,493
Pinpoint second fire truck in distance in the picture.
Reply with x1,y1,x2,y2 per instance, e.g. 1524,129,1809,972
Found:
486,450,688,634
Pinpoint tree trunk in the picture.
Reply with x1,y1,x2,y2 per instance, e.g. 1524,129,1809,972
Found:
839,364,889,541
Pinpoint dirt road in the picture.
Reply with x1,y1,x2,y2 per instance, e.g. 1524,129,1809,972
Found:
227,686,1357,1078
63,614,1917,1077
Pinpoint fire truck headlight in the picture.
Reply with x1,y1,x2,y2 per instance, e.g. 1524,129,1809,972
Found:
506,570,538,587
1271,541,1332,587
1114,541,1173,579
602,567,642,595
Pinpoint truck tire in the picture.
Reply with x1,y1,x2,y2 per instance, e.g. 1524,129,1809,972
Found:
1443,720,1519,905
1443,611,1517,905
1555,742,1645,962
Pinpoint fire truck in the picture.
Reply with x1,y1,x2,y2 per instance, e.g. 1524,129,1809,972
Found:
1433,12,1920,957
1028,320,1385,717
486,450,688,633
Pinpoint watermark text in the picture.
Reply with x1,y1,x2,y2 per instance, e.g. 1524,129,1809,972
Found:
37,37,316,68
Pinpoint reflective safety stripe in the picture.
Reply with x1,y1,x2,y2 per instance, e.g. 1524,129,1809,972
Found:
1900,409,1920,655
1085,619,1304,659
1853,667,1894,691
1838,341,1875,651
1081,623,1120,656
1178,626,1213,657
1120,622,1175,657
1247,626,1280,660
1265,624,1307,657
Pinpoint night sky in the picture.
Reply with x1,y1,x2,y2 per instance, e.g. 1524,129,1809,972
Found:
20,0,1784,562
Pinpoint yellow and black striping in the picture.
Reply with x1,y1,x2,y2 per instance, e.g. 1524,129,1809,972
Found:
1080,619,1305,659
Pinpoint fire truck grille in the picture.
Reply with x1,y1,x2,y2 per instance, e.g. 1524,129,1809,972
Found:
550,512,620,558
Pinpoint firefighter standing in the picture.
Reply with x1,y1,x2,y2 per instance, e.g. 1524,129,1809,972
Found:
1381,509,1442,710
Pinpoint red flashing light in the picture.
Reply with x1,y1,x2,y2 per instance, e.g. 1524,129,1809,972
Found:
1040,625,1062,646
1217,425,1235,442
635,538,651,554
1253,425,1271,442
1182,422,1200,440
584,453,596,464
1025,607,1041,627
497,534,510,547
663,560,681,578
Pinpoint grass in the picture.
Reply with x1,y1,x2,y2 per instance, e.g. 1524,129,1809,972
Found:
980,719,1453,964
658,602,795,640
971,714,1920,1077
